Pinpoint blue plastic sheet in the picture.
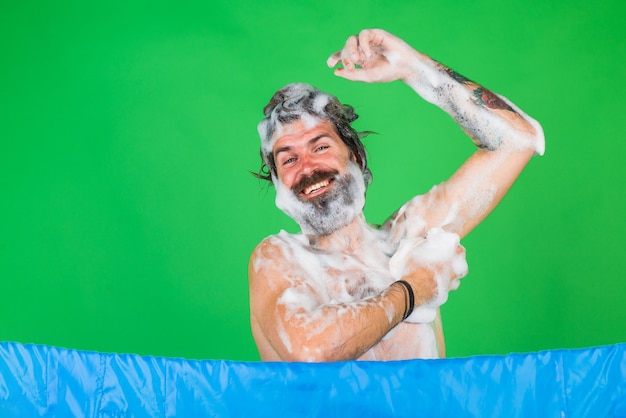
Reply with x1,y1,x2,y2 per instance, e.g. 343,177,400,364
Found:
1,342,625,417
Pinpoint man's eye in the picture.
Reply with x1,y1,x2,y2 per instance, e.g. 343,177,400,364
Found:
316,145,329,152
283,157,297,165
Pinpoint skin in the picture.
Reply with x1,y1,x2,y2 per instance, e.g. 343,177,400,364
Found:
273,121,352,199
249,29,543,362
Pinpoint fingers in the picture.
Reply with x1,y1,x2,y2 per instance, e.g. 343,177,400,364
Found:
344,35,361,70
357,28,388,59
333,67,373,83
327,29,388,68
449,278,461,291
326,51,341,68
327,34,360,71
327,29,406,84
327,34,370,82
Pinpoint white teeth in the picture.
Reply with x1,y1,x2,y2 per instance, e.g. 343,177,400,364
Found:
304,180,329,194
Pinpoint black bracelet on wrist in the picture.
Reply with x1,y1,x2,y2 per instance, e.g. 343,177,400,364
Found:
394,280,415,320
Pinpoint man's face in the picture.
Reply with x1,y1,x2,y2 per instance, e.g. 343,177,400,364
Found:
273,119,352,197
271,118,366,236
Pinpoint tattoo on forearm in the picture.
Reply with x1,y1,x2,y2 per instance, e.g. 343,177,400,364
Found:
433,63,524,150
445,68,472,84
473,87,514,111
443,67,514,112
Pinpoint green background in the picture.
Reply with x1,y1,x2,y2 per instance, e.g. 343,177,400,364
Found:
1,0,624,361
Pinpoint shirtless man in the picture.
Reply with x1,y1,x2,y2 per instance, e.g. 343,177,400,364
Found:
249,29,544,362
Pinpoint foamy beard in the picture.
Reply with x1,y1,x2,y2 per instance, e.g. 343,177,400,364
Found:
273,162,366,236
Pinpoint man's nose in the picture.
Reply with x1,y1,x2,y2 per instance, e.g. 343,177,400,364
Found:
299,153,317,176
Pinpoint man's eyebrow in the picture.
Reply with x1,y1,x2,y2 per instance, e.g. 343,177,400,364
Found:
274,145,292,157
308,134,332,146
274,134,333,157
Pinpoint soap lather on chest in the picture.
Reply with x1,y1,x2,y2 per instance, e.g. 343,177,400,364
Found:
316,254,395,303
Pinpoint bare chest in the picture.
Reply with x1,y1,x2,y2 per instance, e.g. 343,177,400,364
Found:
314,252,394,302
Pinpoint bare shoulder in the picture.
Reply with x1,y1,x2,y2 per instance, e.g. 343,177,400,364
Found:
248,234,302,360
248,234,295,318
250,231,305,267
248,231,309,291
250,235,287,281
250,235,286,265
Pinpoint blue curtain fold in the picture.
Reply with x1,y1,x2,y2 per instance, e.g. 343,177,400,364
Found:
1,342,625,417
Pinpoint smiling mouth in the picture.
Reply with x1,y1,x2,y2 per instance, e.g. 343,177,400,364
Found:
292,169,339,200
300,178,334,197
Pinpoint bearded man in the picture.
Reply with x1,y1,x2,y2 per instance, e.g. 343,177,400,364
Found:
249,29,544,362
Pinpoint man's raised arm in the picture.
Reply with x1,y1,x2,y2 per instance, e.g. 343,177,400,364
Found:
328,29,544,238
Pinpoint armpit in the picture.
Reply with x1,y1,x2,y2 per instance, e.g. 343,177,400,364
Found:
384,193,435,243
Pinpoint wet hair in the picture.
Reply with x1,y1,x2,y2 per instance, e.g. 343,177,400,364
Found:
255,83,372,185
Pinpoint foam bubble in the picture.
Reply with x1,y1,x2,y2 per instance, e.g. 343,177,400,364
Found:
265,223,398,355
258,83,340,163
257,219,463,358
405,60,545,155
389,227,468,323
274,162,366,236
